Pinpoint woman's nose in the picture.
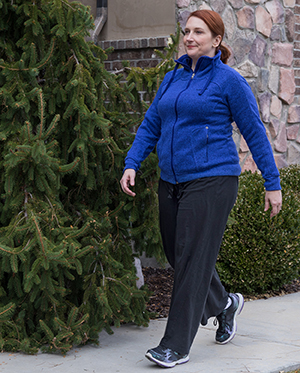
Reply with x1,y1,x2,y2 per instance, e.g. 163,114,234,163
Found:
186,33,194,41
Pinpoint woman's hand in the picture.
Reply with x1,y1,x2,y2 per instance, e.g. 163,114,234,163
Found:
264,190,282,218
120,169,136,197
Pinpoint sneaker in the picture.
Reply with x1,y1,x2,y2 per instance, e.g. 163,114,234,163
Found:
215,293,244,344
145,345,189,368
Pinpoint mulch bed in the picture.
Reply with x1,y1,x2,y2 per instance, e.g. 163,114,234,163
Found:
142,267,300,319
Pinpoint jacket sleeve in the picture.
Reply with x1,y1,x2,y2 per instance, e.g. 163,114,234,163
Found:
124,74,171,172
224,72,281,191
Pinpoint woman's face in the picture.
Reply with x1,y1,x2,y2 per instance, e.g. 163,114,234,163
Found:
183,16,221,66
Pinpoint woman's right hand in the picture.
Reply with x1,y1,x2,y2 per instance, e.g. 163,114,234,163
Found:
120,168,136,197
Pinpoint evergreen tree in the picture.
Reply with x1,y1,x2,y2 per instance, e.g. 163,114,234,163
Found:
0,0,179,353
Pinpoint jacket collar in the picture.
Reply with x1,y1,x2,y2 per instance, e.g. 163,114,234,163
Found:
175,50,221,74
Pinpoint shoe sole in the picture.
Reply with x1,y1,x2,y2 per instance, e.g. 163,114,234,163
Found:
145,352,190,368
216,292,244,345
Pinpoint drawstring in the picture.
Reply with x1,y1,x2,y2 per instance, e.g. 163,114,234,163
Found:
197,60,215,96
159,63,180,100
159,51,220,99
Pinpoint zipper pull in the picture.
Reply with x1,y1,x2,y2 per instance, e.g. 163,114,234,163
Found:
191,72,195,79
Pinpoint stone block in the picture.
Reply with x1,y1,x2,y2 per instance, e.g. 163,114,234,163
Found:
148,38,156,48
265,127,272,143
272,43,293,67
239,151,248,164
270,25,283,41
198,3,212,10
136,59,160,68
257,68,269,92
106,51,119,62
177,0,190,8
101,41,109,50
237,6,255,29
110,40,118,50
157,37,167,47
117,40,125,50
241,154,258,173
224,42,235,66
112,61,124,71
210,0,227,13
245,0,260,3
270,95,282,118
223,7,236,40
268,65,279,94
239,135,249,152
258,92,271,123
104,61,112,71
178,10,190,29
283,0,295,7
236,60,258,78
287,143,300,165
256,6,273,37
249,36,267,67
143,49,156,59
274,122,287,153
232,38,252,64
285,9,295,42
265,0,284,24
287,125,300,140
121,50,143,60
140,39,148,48
278,67,295,105
269,118,281,138
228,0,244,8
288,105,300,123
274,153,288,169
125,39,133,49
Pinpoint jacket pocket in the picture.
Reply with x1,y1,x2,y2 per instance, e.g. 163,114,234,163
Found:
191,126,209,168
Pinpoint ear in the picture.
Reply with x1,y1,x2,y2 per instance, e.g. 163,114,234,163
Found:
213,35,222,48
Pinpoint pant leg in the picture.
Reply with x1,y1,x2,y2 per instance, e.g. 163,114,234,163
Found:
158,178,178,268
158,176,238,355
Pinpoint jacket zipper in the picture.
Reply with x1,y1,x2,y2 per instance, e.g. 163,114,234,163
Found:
205,126,209,163
171,72,196,183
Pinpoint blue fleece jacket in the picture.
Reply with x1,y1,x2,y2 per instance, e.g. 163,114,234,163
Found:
124,51,281,191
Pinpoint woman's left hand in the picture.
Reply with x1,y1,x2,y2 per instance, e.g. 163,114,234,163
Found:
264,190,282,218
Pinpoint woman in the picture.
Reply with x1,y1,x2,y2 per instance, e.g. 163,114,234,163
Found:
120,10,282,368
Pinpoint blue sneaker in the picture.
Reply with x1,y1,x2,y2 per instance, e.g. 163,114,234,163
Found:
215,293,244,344
145,345,189,368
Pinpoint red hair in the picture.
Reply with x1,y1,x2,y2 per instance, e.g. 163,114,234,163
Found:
187,10,231,64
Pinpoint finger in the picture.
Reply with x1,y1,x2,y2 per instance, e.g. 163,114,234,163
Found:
129,174,135,187
270,204,281,218
120,176,136,197
264,199,270,212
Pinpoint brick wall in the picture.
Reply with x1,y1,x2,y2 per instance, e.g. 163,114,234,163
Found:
295,0,300,96
98,37,169,72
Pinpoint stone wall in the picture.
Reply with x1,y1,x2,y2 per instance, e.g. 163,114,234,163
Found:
176,0,300,170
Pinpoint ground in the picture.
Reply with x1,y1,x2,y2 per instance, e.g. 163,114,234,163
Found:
142,267,300,318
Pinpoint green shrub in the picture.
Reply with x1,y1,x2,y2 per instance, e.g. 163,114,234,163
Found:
217,165,300,295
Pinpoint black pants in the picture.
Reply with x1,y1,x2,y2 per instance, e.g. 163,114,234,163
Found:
158,176,239,355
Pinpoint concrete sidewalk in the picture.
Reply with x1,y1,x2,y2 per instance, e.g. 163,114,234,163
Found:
0,292,300,373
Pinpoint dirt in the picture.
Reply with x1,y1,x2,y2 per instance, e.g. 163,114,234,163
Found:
142,267,300,318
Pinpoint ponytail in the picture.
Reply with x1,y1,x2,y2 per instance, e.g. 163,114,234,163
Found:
218,43,231,64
